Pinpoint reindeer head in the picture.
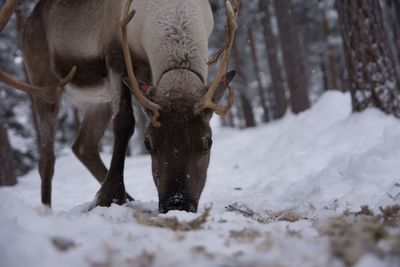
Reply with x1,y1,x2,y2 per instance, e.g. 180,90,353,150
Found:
121,0,239,213
138,70,235,213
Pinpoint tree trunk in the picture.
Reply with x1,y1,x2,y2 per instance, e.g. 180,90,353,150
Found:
274,0,310,113
385,0,400,82
221,111,235,128
0,124,17,186
394,0,400,80
239,93,257,128
392,0,400,47
320,4,341,91
248,25,270,122
337,0,399,116
259,0,287,119
226,112,235,128
232,37,256,128
320,52,329,92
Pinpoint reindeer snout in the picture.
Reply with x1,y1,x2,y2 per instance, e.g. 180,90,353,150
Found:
159,194,197,213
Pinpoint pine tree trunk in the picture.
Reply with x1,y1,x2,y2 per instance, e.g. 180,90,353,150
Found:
226,112,235,128
320,52,329,92
232,38,256,128
248,25,270,122
394,0,400,45
337,0,400,116
259,0,287,119
394,0,400,82
320,5,341,91
274,0,310,114
221,111,235,128
239,93,257,128
388,0,400,81
0,124,16,186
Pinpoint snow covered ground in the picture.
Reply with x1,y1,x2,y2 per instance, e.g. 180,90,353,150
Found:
1,91,400,267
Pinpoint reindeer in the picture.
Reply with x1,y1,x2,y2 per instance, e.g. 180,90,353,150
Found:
0,0,239,213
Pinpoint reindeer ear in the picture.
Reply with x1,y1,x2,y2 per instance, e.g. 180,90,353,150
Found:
212,70,236,103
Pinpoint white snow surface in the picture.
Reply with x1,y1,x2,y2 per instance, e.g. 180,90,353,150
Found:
1,91,400,267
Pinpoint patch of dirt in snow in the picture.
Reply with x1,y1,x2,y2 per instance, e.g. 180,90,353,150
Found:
91,249,155,267
51,236,77,252
319,205,400,266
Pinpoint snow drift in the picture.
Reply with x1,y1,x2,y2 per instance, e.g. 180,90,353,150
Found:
1,91,399,267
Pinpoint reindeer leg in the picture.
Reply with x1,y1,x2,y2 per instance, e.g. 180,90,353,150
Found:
72,104,110,183
32,96,60,206
21,6,65,207
91,71,135,208
72,103,134,201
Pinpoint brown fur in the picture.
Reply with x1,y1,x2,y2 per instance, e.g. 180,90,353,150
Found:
16,0,234,212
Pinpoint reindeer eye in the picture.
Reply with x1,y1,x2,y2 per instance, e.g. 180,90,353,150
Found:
144,137,153,151
204,137,213,151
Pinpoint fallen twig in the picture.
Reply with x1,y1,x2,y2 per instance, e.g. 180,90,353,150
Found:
226,202,308,224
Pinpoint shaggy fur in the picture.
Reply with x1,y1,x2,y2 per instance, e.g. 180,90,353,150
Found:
20,0,222,211
124,0,213,84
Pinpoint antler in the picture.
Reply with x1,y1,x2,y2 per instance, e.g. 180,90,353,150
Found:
194,0,240,116
0,0,18,32
0,0,76,103
0,67,76,103
120,0,161,128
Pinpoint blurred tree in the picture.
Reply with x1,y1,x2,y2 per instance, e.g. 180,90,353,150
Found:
382,0,400,81
232,39,257,128
274,0,310,113
0,0,37,176
259,0,287,119
0,123,16,186
386,0,400,49
337,0,400,116
319,0,341,91
248,25,270,122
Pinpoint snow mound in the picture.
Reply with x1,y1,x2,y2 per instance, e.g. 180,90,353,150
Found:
1,91,399,267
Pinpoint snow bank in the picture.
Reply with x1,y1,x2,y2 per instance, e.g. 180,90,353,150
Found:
1,91,399,267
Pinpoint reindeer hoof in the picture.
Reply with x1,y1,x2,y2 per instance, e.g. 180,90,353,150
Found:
126,193,135,202
90,179,127,209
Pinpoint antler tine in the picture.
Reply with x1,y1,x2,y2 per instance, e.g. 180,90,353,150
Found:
0,0,18,32
194,0,240,116
0,0,76,103
120,0,161,128
0,66,76,103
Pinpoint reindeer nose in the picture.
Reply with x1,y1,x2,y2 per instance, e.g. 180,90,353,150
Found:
159,194,197,213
